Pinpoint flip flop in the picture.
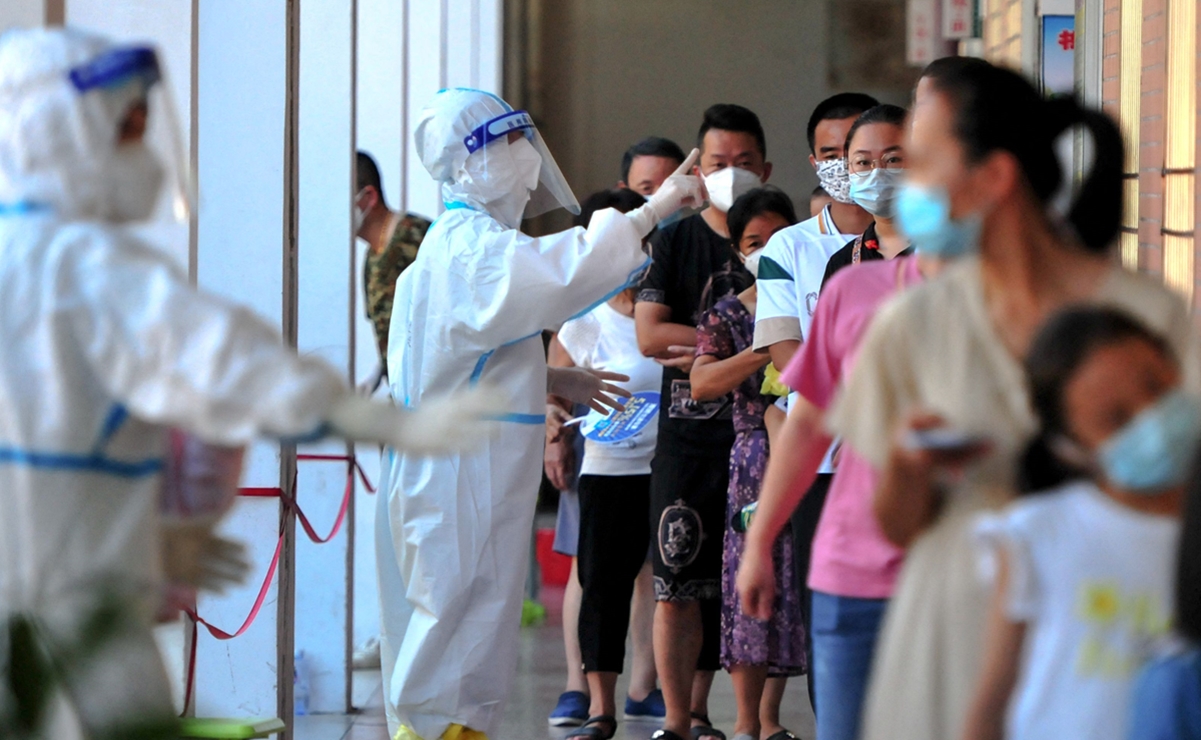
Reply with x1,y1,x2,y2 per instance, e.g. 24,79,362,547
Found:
567,715,618,740
689,712,727,740
763,732,799,740
650,731,688,740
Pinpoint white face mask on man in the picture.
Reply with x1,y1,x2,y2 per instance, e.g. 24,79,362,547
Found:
703,166,761,212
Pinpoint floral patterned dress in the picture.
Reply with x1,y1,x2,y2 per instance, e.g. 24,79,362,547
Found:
696,294,806,675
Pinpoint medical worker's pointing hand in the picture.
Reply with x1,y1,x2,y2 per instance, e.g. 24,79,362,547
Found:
626,148,705,237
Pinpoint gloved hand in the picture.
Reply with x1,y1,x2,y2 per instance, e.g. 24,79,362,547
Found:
627,148,705,237
547,367,632,415
325,386,508,456
160,517,250,594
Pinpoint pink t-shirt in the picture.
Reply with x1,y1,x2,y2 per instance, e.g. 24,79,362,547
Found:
781,256,922,599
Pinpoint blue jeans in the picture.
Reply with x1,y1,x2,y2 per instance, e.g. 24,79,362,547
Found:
810,590,889,740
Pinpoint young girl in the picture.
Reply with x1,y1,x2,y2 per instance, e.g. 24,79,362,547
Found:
964,307,1201,740
692,187,803,740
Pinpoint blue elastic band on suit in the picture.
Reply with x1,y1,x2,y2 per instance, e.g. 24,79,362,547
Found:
0,202,48,216
564,256,653,324
0,446,163,478
483,413,546,425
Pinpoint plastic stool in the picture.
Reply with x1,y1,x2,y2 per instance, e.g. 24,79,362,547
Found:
179,717,286,739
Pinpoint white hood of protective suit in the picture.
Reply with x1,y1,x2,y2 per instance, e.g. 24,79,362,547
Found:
0,27,159,222
413,88,540,228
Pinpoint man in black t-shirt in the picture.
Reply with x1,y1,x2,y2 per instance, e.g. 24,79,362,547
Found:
634,104,773,740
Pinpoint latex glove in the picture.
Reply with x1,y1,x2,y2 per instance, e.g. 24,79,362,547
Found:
325,386,508,456
547,367,631,415
627,148,705,237
160,517,249,594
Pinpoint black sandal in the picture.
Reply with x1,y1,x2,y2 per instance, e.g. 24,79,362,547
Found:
689,712,727,740
763,732,799,740
567,715,618,740
650,731,688,740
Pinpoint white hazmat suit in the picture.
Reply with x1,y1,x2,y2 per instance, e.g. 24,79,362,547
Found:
0,28,489,738
378,88,702,740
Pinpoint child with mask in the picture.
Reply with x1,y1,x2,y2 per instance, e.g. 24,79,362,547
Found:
963,307,1199,740
692,188,803,740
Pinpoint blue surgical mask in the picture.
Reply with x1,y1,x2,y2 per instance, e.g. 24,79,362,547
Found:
1097,388,1201,493
850,168,905,218
895,182,982,258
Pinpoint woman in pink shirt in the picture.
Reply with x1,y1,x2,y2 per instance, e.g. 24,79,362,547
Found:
735,75,963,740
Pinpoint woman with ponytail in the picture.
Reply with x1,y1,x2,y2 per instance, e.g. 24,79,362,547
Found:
826,59,1201,740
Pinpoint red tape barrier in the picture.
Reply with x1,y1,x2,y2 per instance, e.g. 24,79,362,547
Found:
181,453,375,713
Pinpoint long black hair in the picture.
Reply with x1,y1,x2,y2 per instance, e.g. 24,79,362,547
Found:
924,59,1124,252
1019,306,1174,493
695,186,797,320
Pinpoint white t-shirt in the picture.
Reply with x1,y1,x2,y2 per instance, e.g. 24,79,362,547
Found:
973,481,1181,740
754,205,854,473
753,204,856,351
557,302,662,477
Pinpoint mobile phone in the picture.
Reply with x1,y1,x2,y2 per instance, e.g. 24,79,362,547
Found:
903,428,989,453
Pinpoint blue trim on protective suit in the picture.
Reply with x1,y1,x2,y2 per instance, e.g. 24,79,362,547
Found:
0,447,163,478
93,404,128,453
483,413,546,425
0,202,48,216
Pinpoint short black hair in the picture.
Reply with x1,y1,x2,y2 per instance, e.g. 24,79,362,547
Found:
620,137,686,184
843,104,909,155
811,185,830,199
573,188,647,228
726,186,798,247
805,92,879,154
356,150,385,205
696,104,766,159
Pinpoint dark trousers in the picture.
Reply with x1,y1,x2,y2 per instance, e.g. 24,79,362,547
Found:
790,472,832,712
577,473,652,673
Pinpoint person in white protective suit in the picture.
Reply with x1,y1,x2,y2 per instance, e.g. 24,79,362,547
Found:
376,87,705,740
0,28,496,740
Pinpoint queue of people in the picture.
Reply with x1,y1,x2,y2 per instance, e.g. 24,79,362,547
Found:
536,56,1201,740
3,21,1200,740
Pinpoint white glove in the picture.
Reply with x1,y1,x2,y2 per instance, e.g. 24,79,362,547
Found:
547,367,632,415
627,148,704,237
160,517,249,594
325,386,508,456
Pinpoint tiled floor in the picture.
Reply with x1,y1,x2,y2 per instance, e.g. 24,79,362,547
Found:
294,586,816,740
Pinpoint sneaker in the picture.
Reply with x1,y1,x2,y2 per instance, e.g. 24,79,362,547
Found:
548,690,589,727
623,688,666,720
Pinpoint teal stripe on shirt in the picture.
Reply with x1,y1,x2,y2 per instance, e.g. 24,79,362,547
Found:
757,255,794,281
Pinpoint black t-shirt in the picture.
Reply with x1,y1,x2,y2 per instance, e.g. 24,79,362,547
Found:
637,214,737,455
820,221,913,291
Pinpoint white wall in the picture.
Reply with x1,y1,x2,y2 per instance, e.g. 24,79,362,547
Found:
294,0,355,714
535,1,914,215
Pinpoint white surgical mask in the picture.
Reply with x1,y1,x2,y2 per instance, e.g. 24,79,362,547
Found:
104,143,165,223
703,167,761,212
849,168,905,218
743,247,765,278
815,158,853,204
352,188,367,233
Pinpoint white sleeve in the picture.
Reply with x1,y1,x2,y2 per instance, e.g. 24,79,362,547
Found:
753,230,802,349
456,207,650,349
556,313,601,369
65,235,347,446
973,511,1040,622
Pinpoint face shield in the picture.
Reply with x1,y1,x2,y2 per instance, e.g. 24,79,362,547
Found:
462,109,579,220
68,45,191,223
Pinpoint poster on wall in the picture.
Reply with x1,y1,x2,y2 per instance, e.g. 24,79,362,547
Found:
1041,15,1076,97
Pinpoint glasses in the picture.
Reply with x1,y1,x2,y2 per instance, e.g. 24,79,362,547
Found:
848,154,905,175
